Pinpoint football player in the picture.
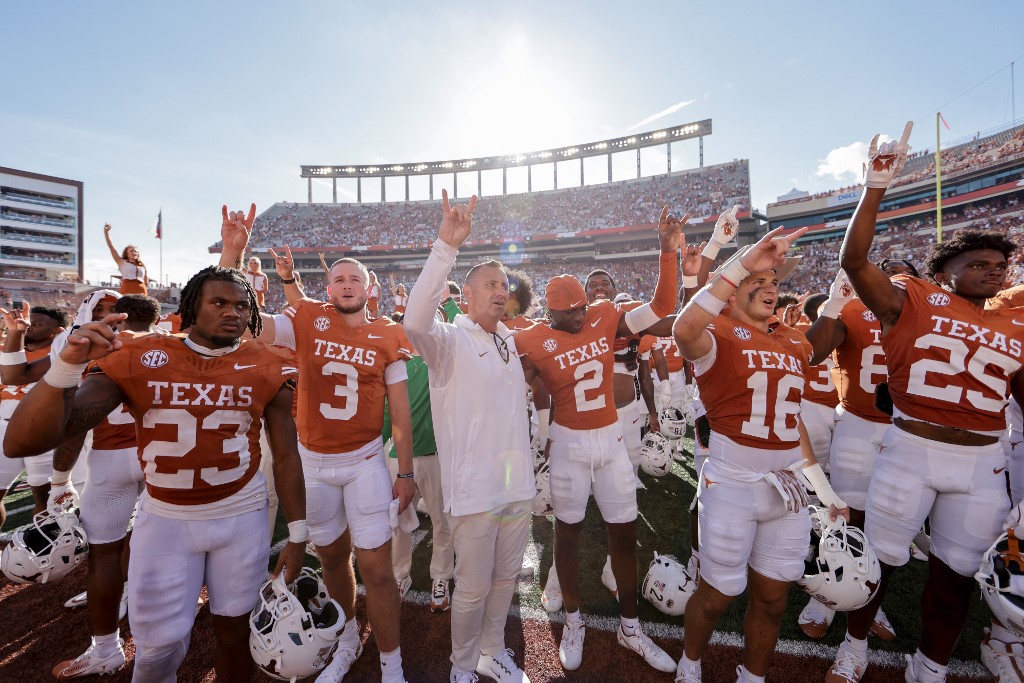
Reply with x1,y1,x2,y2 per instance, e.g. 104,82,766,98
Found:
828,121,1023,683
3,265,307,683
515,207,683,674
670,226,848,683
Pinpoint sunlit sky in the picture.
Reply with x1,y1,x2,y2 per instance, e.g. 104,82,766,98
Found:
2,2,1022,285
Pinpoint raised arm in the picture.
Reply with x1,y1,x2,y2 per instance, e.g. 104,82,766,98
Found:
696,205,741,288
839,122,913,331
269,246,304,308
804,270,853,365
218,204,257,270
103,224,124,265
0,303,50,385
618,207,684,337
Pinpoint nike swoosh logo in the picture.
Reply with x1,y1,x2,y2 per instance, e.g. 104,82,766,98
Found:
1013,320,1024,326
368,334,383,339
591,318,602,328
617,436,623,442
995,467,1007,475
632,417,641,424
479,351,488,357
234,363,256,370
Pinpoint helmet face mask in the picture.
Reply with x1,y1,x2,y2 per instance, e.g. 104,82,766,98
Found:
799,507,881,612
659,407,687,440
642,552,696,616
249,568,346,681
533,460,553,516
1,507,88,584
978,530,1024,640
640,431,672,477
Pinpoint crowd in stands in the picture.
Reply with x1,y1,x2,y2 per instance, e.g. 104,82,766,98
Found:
0,247,74,264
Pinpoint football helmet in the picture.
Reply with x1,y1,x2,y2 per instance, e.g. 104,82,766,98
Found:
799,507,881,612
977,530,1024,640
642,552,696,616
1,506,88,584
250,568,345,682
659,407,687,440
533,460,554,516
640,431,672,477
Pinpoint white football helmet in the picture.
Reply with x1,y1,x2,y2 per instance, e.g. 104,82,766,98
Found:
977,530,1024,640
659,407,687,440
640,431,672,477
533,460,554,516
799,507,881,612
250,568,346,682
642,552,696,616
1,506,88,584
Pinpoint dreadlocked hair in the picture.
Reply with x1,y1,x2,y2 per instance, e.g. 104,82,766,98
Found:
924,229,1018,280
178,265,262,336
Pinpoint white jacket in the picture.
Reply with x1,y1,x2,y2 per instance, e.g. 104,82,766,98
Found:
404,240,534,517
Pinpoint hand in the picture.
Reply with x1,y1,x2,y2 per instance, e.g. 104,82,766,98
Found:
711,205,740,246
0,301,30,332
438,189,477,249
272,547,303,584
829,269,855,302
221,204,257,257
657,207,690,253
61,314,127,364
103,223,112,233
738,226,809,274
268,246,294,279
828,504,851,523
393,477,417,514
47,478,80,511
318,252,329,273
865,121,913,189
784,304,801,327
682,241,706,277
648,412,660,434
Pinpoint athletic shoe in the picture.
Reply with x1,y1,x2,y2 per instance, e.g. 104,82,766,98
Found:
675,656,701,683
52,639,126,679
518,560,535,579
397,576,412,599
981,628,1024,683
617,626,675,672
910,543,928,561
119,587,128,621
904,653,944,683
316,642,363,683
541,568,562,613
600,556,618,600
826,642,868,683
559,619,585,671
870,609,897,641
686,554,700,584
797,598,834,640
64,591,87,609
477,648,531,683
450,667,480,683
912,529,933,557
431,578,451,613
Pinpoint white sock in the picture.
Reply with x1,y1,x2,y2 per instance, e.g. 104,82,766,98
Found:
566,609,584,625
736,664,766,683
844,632,868,659
93,630,120,657
620,616,640,635
678,653,701,672
380,646,404,682
911,650,947,683
992,620,1020,644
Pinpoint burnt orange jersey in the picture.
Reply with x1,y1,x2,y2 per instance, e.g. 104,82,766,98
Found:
516,299,623,430
158,312,182,335
695,315,809,450
655,336,685,373
829,299,888,422
988,284,1024,311
89,336,297,506
792,329,838,408
91,331,146,451
883,276,1024,433
282,299,412,454
0,345,52,419
503,315,537,332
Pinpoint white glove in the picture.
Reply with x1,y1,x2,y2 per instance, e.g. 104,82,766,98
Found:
531,408,550,452
657,380,673,409
702,205,741,260
864,121,913,189
764,468,809,514
48,478,80,511
820,270,855,319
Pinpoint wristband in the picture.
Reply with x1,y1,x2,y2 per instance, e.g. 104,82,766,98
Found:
701,241,725,261
691,288,728,317
51,468,72,484
717,259,750,289
287,520,309,543
801,463,847,510
281,277,296,284
43,355,88,389
820,298,847,319
396,472,415,479
682,275,699,289
0,350,27,365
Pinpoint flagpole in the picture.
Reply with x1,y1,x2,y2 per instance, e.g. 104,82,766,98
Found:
159,208,163,287
936,113,943,244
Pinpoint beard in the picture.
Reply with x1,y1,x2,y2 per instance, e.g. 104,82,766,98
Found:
331,293,367,315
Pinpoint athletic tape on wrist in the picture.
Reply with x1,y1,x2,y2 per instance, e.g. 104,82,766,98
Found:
287,520,309,543
682,275,699,289
820,298,846,319
0,350,27,365
717,259,750,289
802,463,846,510
692,289,728,317
43,356,88,389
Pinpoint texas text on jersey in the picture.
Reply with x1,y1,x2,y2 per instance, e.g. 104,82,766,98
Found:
694,315,809,450
280,298,412,453
88,335,297,506
515,299,622,430
830,298,889,423
884,276,1024,433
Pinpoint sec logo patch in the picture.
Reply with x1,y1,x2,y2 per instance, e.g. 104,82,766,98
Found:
927,293,950,307
862,310,877,322
543,338,557,353
313,316,331,332
141,350,169,369
733,327,752,341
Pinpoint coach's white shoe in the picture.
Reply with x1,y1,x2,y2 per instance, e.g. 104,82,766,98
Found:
316,642,363,683
477,648,531,683
559,618,585,670
541,567,562,613
431,578,451,613
601,556,618,600
981,628,1024,683
618,625,675,672
52,638,126,679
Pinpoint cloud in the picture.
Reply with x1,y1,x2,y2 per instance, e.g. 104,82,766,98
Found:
815,136,892,182
627,100,696,131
